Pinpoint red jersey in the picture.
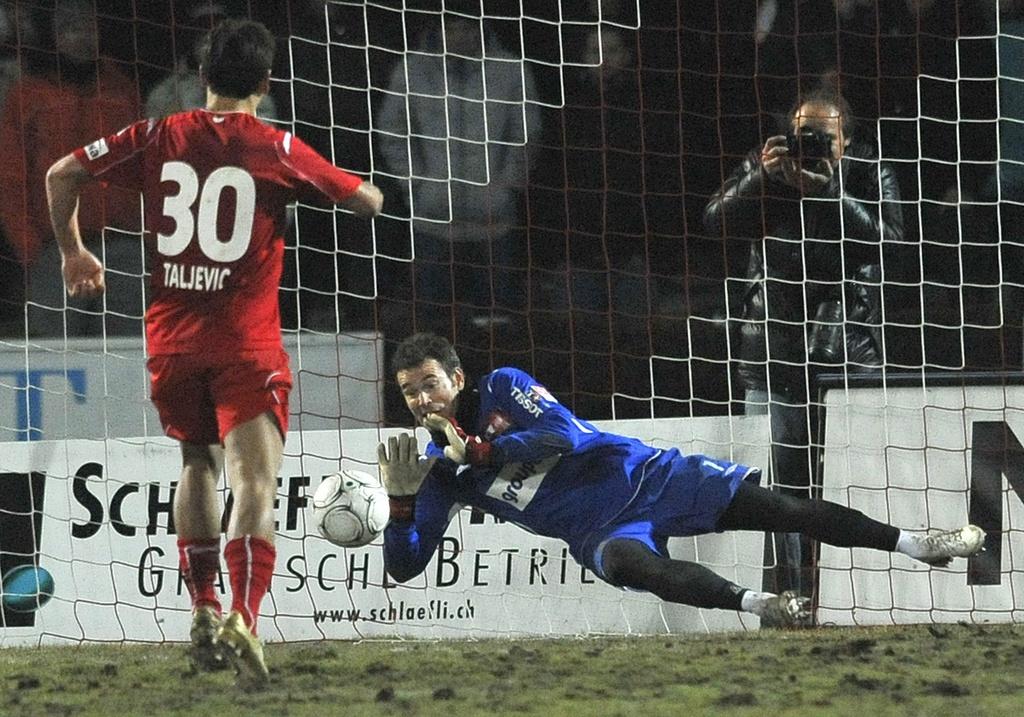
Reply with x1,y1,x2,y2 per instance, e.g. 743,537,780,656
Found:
73,110,363,356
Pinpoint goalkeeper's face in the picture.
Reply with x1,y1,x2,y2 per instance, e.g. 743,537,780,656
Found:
397,359,466,426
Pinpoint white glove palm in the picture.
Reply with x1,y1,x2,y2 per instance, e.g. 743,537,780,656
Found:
422,413,468,464
376,433,435,496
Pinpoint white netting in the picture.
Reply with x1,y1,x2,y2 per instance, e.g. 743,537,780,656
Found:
1,0,1022,645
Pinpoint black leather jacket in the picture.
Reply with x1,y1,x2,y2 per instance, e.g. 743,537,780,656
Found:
703,140,905,398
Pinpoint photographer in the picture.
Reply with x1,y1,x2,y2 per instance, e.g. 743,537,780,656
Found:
703,86,905,606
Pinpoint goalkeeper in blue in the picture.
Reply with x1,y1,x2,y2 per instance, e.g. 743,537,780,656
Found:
379,333,986,627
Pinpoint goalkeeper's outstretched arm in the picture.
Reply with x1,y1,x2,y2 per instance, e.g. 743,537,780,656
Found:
376,434,456,585
382,462,459,583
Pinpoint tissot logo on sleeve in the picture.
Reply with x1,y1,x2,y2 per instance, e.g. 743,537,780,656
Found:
509,386,543,417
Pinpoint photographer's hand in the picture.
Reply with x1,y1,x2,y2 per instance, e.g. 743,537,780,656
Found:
762,135,810,192
762,135,835,195
798,160,833,196
760,135,792,180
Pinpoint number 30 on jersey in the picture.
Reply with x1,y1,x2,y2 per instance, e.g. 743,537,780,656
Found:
157,161,255,262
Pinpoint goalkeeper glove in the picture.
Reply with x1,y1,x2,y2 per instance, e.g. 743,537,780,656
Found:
376,433,435,521
422,414,492,466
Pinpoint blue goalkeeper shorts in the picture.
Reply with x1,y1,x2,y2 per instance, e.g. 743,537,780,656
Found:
580,449,762,584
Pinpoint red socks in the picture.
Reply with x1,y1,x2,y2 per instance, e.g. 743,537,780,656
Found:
224,536,276,634
177,538,222,612
179,535,276,633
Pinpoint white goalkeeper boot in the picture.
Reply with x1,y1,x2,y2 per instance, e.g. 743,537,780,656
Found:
749,590,812,628
189,605,226,672
901,525,986,567
216,610,270,690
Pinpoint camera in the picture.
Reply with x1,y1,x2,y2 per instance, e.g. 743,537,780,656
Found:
785,128,834,168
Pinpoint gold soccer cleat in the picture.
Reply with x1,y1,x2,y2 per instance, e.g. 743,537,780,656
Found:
189,605,226,672
215,611,270,690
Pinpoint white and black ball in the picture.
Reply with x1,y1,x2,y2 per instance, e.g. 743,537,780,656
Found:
312,469,390,548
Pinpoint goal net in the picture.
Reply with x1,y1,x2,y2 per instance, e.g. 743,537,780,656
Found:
0,0,1021,644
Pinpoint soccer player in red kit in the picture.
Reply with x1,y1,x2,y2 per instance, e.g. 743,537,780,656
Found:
45,19,382,689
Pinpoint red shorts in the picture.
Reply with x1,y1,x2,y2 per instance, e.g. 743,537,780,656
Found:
148,349,292,445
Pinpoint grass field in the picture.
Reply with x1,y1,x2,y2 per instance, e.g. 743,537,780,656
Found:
2,622,1022,716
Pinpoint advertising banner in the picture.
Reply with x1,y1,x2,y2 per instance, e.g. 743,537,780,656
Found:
0,416,769,645
817,382,1024,625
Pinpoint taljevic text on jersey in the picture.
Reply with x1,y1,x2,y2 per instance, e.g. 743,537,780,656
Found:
162,262,231,291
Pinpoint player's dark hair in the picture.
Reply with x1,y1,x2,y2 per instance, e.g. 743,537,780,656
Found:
391,333,462,379
199,18,275,99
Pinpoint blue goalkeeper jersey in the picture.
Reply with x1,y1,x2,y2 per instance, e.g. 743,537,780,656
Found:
383,367,758,583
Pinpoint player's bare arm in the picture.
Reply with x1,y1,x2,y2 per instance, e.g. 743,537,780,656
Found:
46,153,105,299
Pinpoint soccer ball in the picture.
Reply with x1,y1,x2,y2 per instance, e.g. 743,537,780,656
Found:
312,470,390,548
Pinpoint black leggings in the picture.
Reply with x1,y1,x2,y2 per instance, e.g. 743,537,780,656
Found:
717,481,899,549
600,482,900,610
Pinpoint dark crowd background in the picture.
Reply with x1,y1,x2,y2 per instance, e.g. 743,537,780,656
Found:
0,0,1020,427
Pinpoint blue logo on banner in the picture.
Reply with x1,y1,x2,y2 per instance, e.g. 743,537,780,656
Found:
0,369,87,441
